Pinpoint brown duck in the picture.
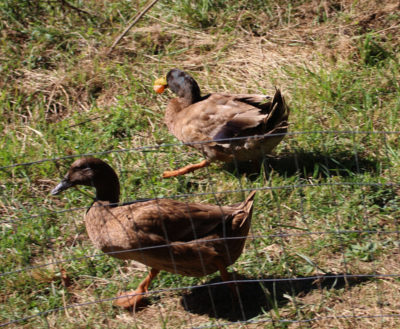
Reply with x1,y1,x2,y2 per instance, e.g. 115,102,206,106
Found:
51,157,256,309
154,69,290,178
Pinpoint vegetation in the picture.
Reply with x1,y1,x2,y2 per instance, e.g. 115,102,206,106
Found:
1,0,399,328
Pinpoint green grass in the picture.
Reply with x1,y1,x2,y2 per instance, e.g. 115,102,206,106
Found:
1,0,400,328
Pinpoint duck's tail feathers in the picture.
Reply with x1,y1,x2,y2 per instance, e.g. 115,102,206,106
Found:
238,190,256,227
264,89,290,132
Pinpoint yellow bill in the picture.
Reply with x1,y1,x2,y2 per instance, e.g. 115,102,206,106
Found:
153,76,167,93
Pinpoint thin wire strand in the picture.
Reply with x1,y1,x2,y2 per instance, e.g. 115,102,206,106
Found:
2,274,399,328
2,130,400,328
2,182,399,225
2,229,399,278
1,130,399,170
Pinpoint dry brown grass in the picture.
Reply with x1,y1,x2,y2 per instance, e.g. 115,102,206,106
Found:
8,0,399,125
294,257,400,329
2,0,400,328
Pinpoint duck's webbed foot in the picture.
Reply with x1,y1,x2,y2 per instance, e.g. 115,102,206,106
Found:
113,268,159,309
162,160,210,178
113,289,147,309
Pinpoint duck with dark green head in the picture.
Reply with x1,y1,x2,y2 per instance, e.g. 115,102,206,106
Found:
154,68,290,178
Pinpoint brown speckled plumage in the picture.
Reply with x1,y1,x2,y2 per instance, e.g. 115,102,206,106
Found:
157,69,290,167
51,157,256,307
85,196,255,277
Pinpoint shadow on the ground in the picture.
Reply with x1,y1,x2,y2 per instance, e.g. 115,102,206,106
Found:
181,272,368,322
223,149,379,180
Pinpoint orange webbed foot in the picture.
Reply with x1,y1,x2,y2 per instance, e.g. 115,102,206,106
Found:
113,268,159,309
113,290,148,309
162,160,210,178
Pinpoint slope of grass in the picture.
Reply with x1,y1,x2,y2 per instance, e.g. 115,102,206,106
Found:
1,0,400,328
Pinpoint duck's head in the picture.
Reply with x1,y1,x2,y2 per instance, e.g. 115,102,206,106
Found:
51,157,120,203
153,69,201,104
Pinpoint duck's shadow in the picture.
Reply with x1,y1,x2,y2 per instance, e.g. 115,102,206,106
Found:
224,149,379,180
181,273,367,321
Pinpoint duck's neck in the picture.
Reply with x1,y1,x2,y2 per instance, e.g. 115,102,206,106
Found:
93,175,120,206
169,73,201,108
164,99,184,132
180,82,201,107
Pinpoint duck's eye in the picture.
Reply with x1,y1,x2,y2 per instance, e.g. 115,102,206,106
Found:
75,165,90,171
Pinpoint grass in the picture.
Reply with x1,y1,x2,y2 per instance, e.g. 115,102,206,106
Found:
1,0,400,328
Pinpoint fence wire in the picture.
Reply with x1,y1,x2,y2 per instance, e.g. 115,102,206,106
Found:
1,130,400,328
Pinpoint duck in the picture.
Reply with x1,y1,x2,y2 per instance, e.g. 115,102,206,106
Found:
153,68,290,178
51,157,256,309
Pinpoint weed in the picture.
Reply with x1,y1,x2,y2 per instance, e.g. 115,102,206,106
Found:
1,0,400,328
